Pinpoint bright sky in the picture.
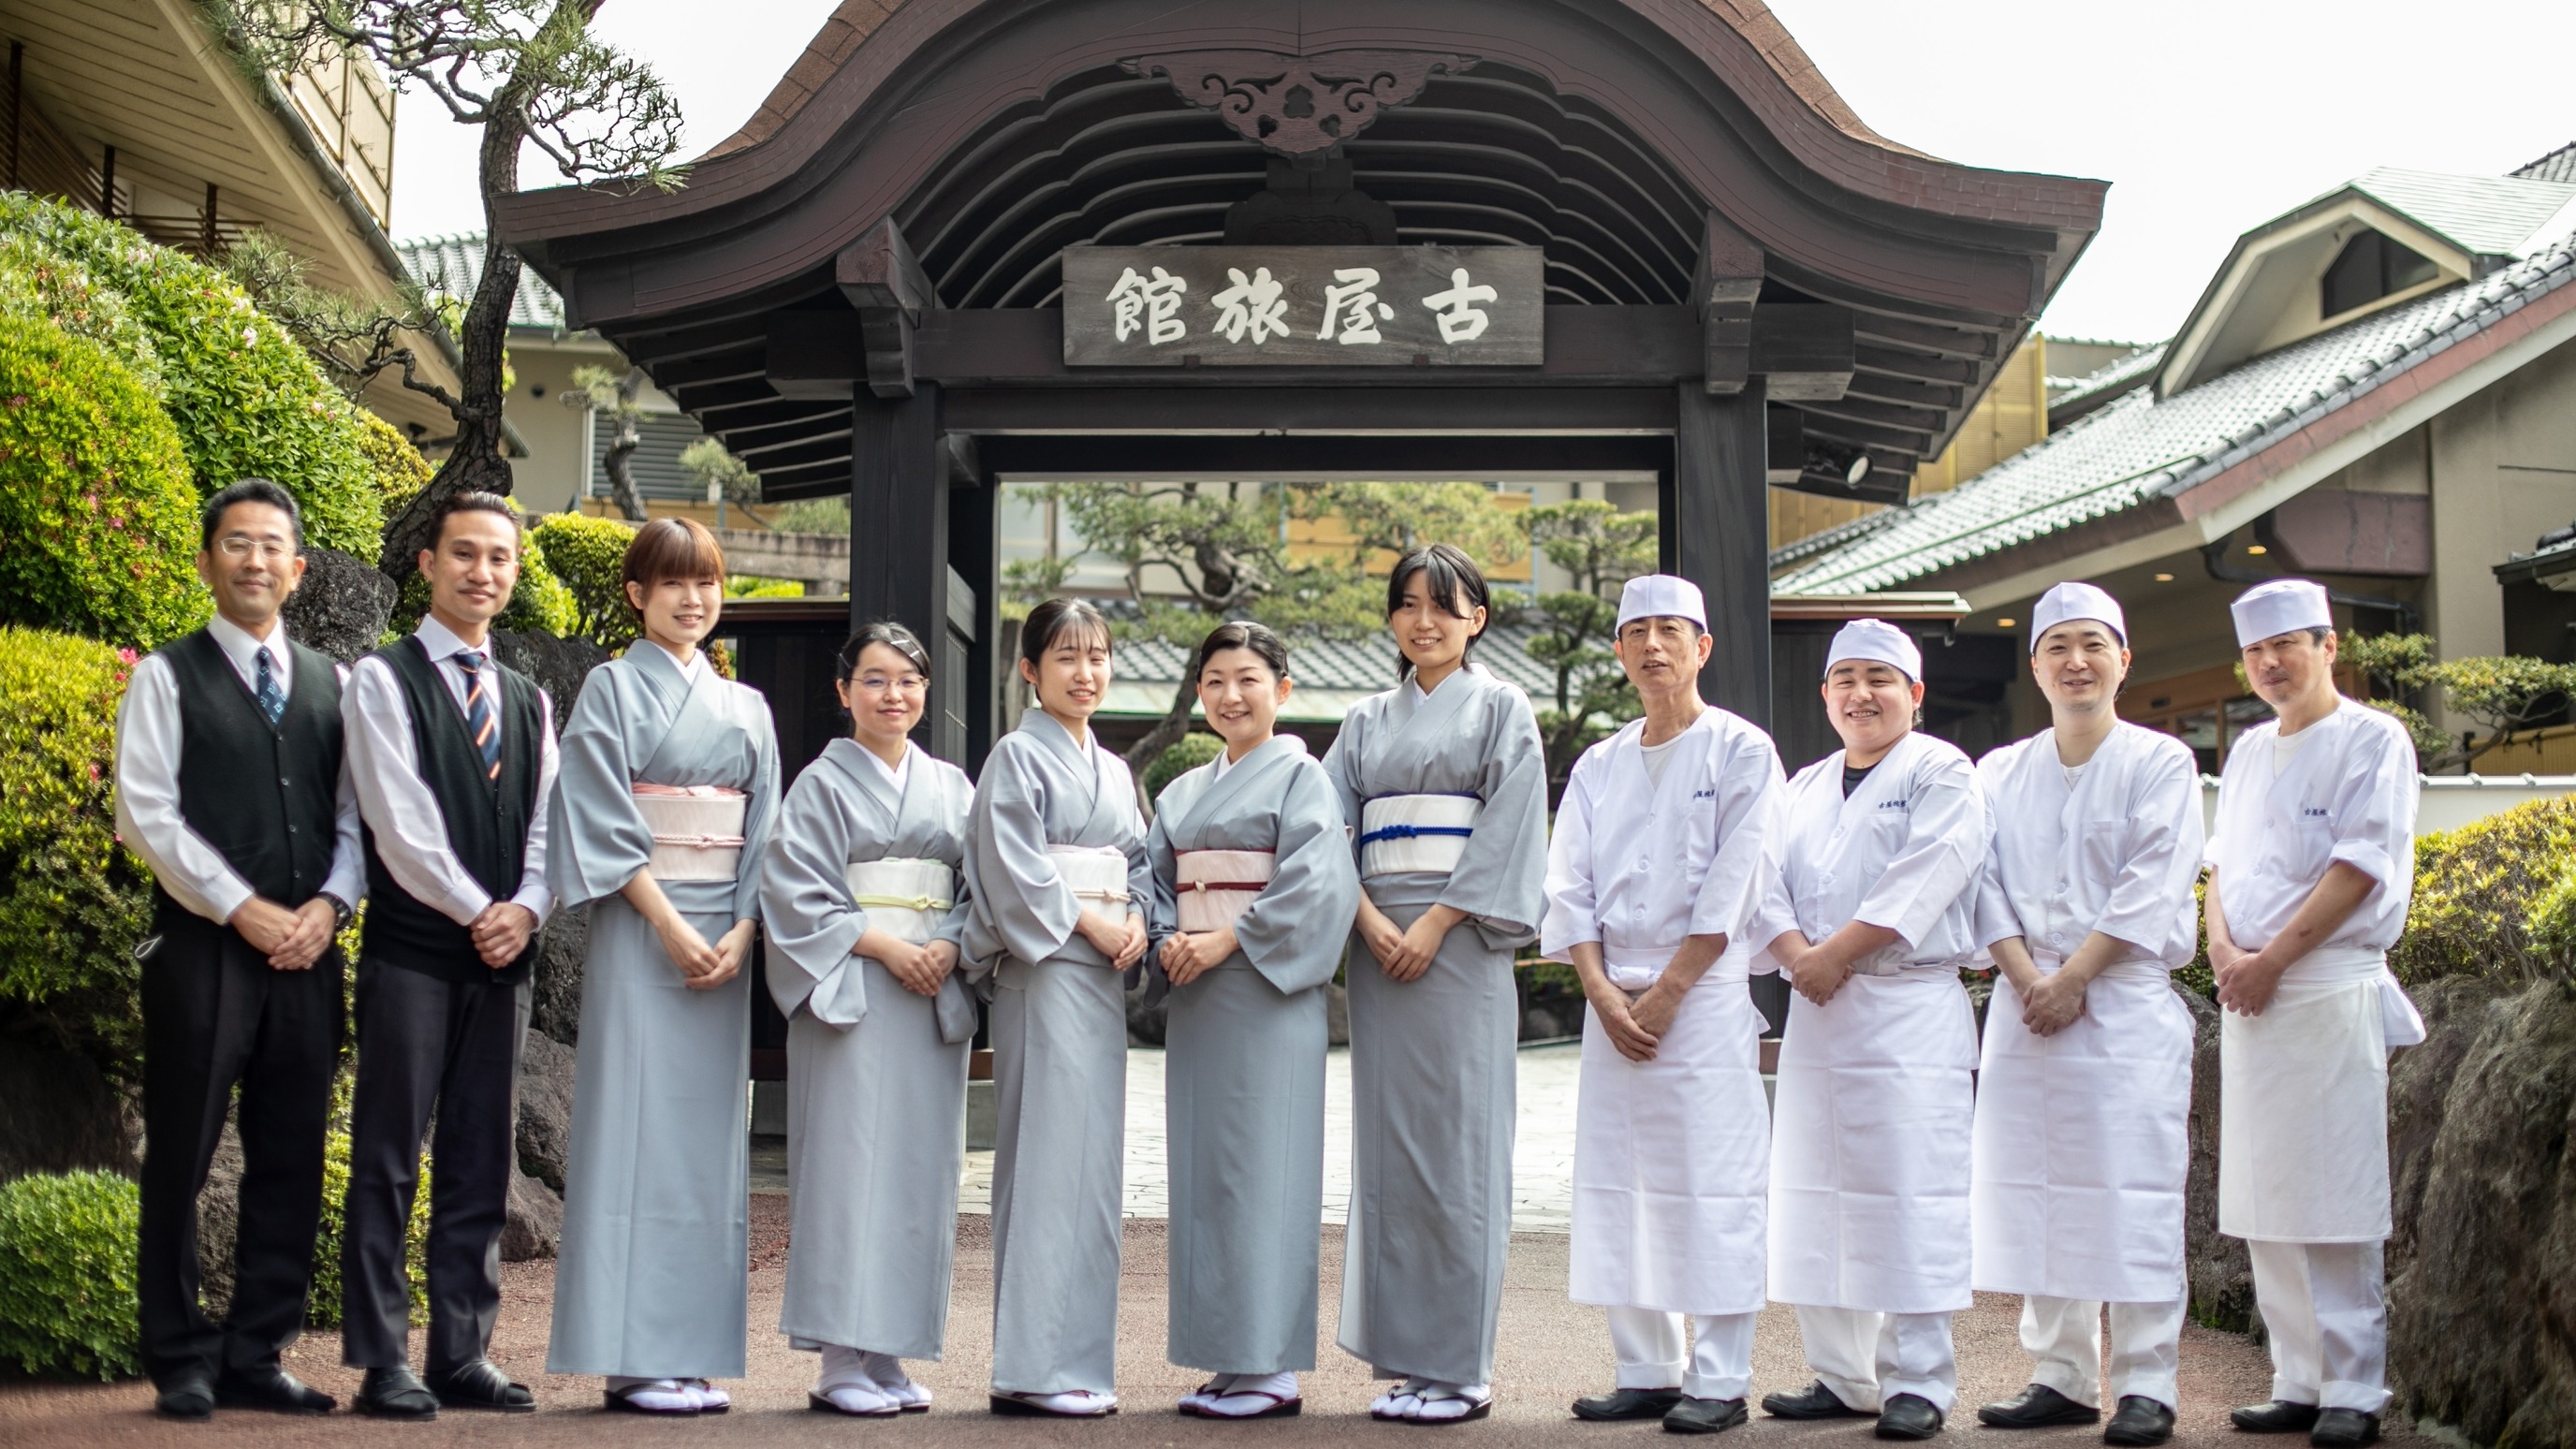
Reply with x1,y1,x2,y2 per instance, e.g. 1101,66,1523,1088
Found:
388,0,2576,346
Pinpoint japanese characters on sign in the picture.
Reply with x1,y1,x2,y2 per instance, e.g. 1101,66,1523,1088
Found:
1063,245,1544,366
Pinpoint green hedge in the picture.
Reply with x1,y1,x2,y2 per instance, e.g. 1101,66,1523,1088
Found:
0,1171,140,1380
0,628,154,1077
2393,797,2576,985
0,314,206,648
1143,731,1224,800
0,234,164,396
530,512,637,649
307,1073,431,1329
0,194,383,557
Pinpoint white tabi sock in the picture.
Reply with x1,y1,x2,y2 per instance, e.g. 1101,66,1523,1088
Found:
606,1377,695,1412
1204,1371,1298,1417
858,1351,929,1408
1408,1381,1493,1421
814,1346,897,1415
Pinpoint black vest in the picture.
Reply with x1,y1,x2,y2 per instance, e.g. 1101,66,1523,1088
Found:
359,635,543,984
153,629,344,930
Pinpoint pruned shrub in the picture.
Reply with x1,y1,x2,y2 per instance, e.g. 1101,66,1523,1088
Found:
1144,731,1225,801
2392,797,2576,985
0,234,163,396
0,1170,141,1380
0,313,205,648
530,512,638,648
0,629,154,1079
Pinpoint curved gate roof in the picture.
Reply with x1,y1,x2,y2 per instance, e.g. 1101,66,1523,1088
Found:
497,0,2105,498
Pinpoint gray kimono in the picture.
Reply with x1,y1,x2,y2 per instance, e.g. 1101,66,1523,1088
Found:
1321,664,1547,1386
544,643,780,1380
960,710,1153,1395
759,738,975,1360
1146,735,1362,1377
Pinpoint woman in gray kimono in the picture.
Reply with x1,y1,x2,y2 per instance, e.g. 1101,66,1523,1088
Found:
961,597,1152,1418
758,622,976,1416
1147,621,1361,1421
1325,544,1548,1425
545,519,782,1414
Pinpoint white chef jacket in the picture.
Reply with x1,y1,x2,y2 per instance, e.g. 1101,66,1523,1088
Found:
1751,728,1987,973
1542,707,1784,986
2206,701,2417,955
1973,721,2204,969
112,613,366,924
344,615,560,927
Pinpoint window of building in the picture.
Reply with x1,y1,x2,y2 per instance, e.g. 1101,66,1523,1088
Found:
2321,229,2438,319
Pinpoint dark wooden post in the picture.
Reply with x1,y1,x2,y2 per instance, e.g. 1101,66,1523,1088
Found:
201,182,218,256
1666,379,1770,728
8,43,23,191
98,143,114,218
849,381,960,760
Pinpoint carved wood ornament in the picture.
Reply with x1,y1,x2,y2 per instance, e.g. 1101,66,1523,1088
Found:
1124,50,1478,156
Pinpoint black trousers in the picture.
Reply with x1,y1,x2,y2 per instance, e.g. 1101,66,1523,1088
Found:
137,915,342,1385
339,956,527,1372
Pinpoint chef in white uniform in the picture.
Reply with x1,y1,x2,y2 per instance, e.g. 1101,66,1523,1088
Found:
1543,575,1784,1437
1967,582,2204,1447
2204,579,2422,1449
1752,619,1989,1442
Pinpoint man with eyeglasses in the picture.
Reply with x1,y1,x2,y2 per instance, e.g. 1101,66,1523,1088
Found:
113,478,363,1420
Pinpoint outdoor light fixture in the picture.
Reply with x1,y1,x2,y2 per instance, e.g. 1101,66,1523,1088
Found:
2247,545,2269,556
1845,453,1871,487
1995,617,2016,628
2154,572,2174,581
1803,441,1874,491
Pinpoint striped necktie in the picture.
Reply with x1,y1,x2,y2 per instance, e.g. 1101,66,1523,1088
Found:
454,651,501,782
253,647,285,727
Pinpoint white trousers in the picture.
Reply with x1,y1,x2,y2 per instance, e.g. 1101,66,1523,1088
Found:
1608,1307,1756,1402
2019,1295,2184,1411
1796,1306,1956,1412
2248,1239,2390,1413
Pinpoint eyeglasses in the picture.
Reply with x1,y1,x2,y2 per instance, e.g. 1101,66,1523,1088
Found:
856,674,928,695
215,535,296,561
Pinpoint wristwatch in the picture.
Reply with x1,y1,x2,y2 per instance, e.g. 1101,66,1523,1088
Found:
322,893,355,932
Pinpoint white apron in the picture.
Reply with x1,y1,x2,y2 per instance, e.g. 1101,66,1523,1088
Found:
1572,947,1770,1316
1971,956,2193,1300
2218,947,2425,1243
1769,964,1977,1314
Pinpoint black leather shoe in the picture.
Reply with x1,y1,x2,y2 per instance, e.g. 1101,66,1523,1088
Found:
155,1370,216,1421
2105,1397,2176,1445
2309,1410,2379,1448
1663,1398,1749,1434
357,1365,441,1419
1978,1383,2100,1427
1763,1379,1870,1419
2231,1400,2321,1434
214,1365,336,1414
428,1359,535,1412
1574,1387,1684,1421
1876,1394,1946,1441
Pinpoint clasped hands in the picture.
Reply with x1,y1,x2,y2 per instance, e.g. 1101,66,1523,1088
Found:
229,895,338,971
654,913,757,991
1076,907,1149,971
1157,924,1238,987
1355,899,1464,982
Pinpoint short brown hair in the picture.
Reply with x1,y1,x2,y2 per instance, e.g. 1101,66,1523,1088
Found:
622,517,725,620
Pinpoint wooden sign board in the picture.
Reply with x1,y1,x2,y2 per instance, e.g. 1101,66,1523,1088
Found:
1061,245,1544,367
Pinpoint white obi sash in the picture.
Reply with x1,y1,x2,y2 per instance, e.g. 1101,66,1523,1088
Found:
1175,849,1274,931
1357,792,1481,878
1047,843,1132,908
633,783,746,882
844,857,954,945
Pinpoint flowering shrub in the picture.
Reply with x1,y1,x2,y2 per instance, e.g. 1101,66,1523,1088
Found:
0,314,205,649
2391,797,2576,985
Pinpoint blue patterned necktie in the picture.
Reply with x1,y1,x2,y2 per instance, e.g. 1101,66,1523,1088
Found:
454,651,501,782
253,647,285,726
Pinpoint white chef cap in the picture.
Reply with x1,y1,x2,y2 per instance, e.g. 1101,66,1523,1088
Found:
1614,574,1707,632
2230,578,2334,647
2030,580,2126,650
1823,618,1921,681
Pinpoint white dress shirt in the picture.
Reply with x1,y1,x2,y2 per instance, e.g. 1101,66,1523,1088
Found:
344,615,559,927
113,613,365,925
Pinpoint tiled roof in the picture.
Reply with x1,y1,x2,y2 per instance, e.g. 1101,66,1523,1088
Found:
2514,141,2576,186
393,232,573,331
1110,619,1562,697
2047,341,2166,414
2347,168,2576,256
1774,238,2576,593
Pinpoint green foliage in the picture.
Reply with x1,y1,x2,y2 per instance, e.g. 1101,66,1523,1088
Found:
501,530,580,637
0,1171,140,1380
2339,631,2576,772
2390,797,2576,986
0,312,207,648
307,1072,430,1328
357,411,433,520
769,495,849,534
530,512,637,648
1143,731,1224,801
1522,500,1659,793
219,229,432,401
0,194,384,557
681,436,761,512
0,235,164,396
725,576,802,599
0,630,154,1080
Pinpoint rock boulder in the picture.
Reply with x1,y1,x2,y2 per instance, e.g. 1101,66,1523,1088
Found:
279,547,396,664
530,903,588,1046
2179,985,2254,1334
491,627,608,735
515,1032,578,1193
192,1114,246,1321
500,1169,563,1262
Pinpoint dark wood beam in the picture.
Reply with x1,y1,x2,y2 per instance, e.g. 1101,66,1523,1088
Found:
1853,344,1979,386
836,218,936,399
1764,406,1804,485
849,383,960,759
766,310,863,400
974,434,1674,476
942,386,1680,434
1854,315,1998,359
1751,304,1854,402
1692,212,1763,397
1667,381,1769,727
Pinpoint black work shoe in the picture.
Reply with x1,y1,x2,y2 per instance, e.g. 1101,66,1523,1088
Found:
1876,1394,1946,1441
1575,1387,1684,1421
1763,1379,1870,1419
1663,1397,1749,1435
214,1365,336,1414
2230,1400,2321,1434
2309,1410,2379,1448
155,1370,216,1421
1978,1383,2100,1428
428,1358,535,1412
2105,1397,2176,1446
358,1365,441,1419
